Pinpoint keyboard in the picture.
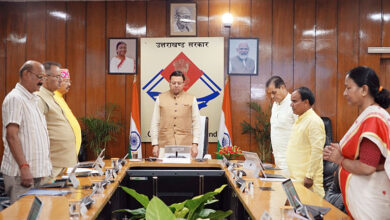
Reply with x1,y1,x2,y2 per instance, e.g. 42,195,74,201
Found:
263,173,286,179
39,181,66,188
77,162,95,168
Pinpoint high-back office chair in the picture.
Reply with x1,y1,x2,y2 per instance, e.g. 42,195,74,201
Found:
321,117,339,193
197,116,209,159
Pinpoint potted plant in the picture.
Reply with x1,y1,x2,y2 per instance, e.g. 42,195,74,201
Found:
114,184,232,220
80,103,122,157
241,102,273,163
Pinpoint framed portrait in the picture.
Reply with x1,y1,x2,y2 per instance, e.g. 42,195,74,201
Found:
170,3,197,36
108,38,137,74
228,38,259,75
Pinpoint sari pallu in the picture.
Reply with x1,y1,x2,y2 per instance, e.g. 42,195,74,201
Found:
339,106,390,220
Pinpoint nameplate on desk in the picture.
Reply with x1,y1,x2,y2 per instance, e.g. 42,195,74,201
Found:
222,156,230,167
94,163,104,176
80,203,88,217
69,173,80,188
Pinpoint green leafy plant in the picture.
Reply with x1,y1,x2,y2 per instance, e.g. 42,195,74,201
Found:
241,102,273,163
114,184,232,220
80,103,122,157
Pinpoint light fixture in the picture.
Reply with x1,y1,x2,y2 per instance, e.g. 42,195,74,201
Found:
222,13,233,27
368,47,390,54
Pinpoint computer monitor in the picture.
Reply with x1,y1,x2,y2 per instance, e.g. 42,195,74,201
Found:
282,179,330,219
242,151,261,167
281,179,301,211
164,145,191,158
27,196,43,220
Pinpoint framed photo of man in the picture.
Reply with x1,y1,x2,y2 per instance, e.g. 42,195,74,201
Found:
228,38,259,75
108,38,137,74
170,3,197,36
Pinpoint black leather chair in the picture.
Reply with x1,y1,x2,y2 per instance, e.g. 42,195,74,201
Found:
321,117,338,193
197,116,209,158
321,117,346,212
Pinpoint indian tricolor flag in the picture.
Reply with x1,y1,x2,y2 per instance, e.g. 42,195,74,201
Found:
129,77,142,159
217,78,233,159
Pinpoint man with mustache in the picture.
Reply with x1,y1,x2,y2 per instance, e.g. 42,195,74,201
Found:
150,71,201,158
53,69,82,157
286,87,325,197
174,6,193,32
36,62,77,183
1,60,52,203
229,41,255,74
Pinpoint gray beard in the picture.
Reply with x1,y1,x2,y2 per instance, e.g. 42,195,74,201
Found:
239,55,248,60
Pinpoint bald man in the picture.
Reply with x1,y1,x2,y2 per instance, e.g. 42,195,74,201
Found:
229,41,255,74
1,60,52,203
36,62,77,183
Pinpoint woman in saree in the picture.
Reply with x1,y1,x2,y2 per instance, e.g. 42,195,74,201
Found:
323,66,390,219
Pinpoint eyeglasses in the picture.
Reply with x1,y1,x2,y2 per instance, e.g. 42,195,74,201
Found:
29,71,45,80
62,79,72,84
47,74,61,79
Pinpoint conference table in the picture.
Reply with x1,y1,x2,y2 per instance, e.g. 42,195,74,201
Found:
0,159,350,220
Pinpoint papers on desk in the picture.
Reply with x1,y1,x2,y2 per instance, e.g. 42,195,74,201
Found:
129,158,142,162
259,177,288,182
66,167,97,174
162,157,191,163
61,167,99,178
22,189,72,197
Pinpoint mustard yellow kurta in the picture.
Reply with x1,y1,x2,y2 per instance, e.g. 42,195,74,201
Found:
54,91,82,155
286,108,325,197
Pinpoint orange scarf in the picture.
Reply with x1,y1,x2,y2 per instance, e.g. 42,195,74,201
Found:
339,108,390,217
117,56,125,69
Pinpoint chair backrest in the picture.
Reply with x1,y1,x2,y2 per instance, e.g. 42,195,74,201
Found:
321,117,338,192
321,117,333,146
197,116,209,159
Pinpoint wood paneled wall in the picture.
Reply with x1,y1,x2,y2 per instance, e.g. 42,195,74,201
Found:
0,0,389,161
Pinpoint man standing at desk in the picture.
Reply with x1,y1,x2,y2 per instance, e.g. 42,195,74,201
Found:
1,61,52,203
36,62,77,182
286,87,325,197
266,76,296,170
54,69,82,157
150,71,201,158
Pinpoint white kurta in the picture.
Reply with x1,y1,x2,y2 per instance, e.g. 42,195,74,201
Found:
110,56,135,73
270,93,296,170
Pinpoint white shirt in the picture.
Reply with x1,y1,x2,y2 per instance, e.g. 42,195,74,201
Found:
1,83,52,177
110,56,135,73
270,93,296,170
150,96,201,146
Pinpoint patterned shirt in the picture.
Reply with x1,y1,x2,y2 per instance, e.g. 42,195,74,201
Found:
1,83,52,177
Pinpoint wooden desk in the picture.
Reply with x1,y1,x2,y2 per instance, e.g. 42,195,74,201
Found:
0,195,69,220
0,160,350,220
224,169,349,219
